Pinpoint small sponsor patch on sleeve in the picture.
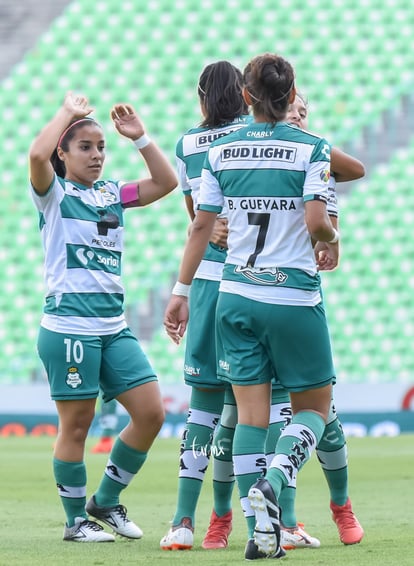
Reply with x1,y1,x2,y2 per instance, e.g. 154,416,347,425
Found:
320,169,331,182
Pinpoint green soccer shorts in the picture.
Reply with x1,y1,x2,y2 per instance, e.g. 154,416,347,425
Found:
216,292,335,392
37,326,157,401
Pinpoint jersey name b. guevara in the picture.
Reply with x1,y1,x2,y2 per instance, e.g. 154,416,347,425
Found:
198,121,332,306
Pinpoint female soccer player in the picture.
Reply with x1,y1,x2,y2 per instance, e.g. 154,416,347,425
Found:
29,91,177,542
164,51,341,559
272,92,365,548
160,60,249,552
206,92,365,552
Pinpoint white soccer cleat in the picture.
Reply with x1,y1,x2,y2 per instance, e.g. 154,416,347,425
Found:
86,496,143,539
160,517,194,550
281,522,321,549
63,517,115,542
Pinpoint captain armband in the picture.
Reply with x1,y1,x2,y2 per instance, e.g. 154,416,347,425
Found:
120,183,140,208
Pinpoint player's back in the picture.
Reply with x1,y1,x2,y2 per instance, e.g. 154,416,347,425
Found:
204,121,331,274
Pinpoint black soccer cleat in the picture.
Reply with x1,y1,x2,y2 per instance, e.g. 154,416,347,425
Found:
245,537,286,560
248,478,282,558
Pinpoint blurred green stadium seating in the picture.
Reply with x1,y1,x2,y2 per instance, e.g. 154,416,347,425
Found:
323,140,414,383
1,0,414,383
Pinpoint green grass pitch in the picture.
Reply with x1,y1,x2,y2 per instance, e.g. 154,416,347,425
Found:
1,434,412,565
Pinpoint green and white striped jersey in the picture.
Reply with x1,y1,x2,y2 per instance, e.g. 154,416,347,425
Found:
175,116,249,281
31,175,128,335
199,121,332,306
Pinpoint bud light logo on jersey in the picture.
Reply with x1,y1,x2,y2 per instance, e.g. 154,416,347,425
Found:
196,126,243,148
221,145,296,161
197,130,234,147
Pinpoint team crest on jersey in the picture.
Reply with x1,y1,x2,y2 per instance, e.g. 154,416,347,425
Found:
320,169,330,182
99,188,117,205
235,265,288,285
66,367,83,389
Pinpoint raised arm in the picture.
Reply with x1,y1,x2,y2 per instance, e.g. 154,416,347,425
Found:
112,104,177,206
29,92,93,194
331,146,365,182
314,147,364,270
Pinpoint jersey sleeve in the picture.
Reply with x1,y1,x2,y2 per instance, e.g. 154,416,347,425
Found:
197,165,223,214
30,173,64,211
326,174,338,217
175,155,191,196
303,138,331,204
175,135,191,197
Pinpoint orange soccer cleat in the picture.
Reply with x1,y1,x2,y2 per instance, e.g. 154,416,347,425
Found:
91,437,114,454
330,498,364,545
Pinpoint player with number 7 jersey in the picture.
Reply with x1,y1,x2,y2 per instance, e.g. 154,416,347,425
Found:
201,120,331,307
164,52,339,560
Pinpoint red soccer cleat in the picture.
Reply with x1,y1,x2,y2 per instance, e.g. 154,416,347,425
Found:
91,437,114,454
330,498,364,545
202,510,232,549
